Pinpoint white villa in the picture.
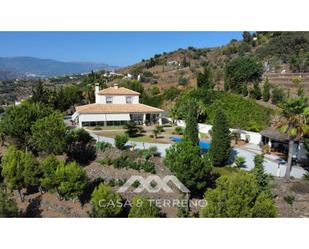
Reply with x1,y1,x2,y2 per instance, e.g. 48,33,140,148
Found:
72,83,164,128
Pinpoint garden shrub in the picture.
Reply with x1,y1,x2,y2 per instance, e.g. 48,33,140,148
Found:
96,141,112,152
110,155,156,173
115,134,128,150
172,89,272,131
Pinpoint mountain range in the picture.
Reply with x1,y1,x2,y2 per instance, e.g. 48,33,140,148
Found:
0,56,118,79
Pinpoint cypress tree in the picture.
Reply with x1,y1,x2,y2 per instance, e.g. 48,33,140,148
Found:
252,154,268,191
262,77,270,102
184,100,199,145
250,81,262,100
209,109,231,166
242,83,248,97
197,66,214,89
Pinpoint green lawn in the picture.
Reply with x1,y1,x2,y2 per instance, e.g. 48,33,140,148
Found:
95,130,171,144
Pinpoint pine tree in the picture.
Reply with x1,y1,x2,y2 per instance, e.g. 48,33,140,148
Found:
0,186,19,217
165,141,213,195
129,196,160,218
89,184,123,217
200,171,277,218
209,109,231,166
262,77,270,102
184,100,199,145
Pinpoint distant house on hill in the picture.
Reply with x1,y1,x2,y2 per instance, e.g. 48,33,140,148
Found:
167,60,179,66
123,73,132,79
72,83,164,128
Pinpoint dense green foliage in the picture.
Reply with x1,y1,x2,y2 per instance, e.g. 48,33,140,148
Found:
123,121,143,137
252,154,269,192
165,141,213,195
0,186,19,217
197,66,214,89
256,32,309,67
40,155,63,191
277,95,308,177
209,109,231,166
178,76,189,86
141,93,164,107
163,86,181,101
65,128,96,164
200,171,277,217
0,102,54,149
242,31,252,43
251,191,277,217
224,56,263,93
55,161,87,200
152,125,164,138
250,81,262,100
262,77,271,102
51,85,83,112
183,100,199,145
96,141,112,152
120,80,144,95
172,89,272,131
105,155,156,174
1,146,40,201
242,83,248,97
31,80,48,104
31,112,67,154
114,134,128,150
271,86,286,105
129,196,160,218
31,81,83,112
90,184,123,217
41,155,88,200
234,156,246,168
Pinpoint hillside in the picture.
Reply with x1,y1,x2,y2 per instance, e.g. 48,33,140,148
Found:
0,56,118,78
116,32,309,94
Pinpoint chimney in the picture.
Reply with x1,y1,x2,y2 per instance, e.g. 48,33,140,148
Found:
95,83,100,103
95,83,100,94
114,83,118,89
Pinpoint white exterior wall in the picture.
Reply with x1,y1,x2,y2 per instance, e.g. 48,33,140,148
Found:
95,94,139,104
106,113,130,121
175,120,308,159
78,113,130,127
294,143,308,161
175,120,262,145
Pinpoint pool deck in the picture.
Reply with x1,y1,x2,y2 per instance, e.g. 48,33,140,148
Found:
90,132,307,179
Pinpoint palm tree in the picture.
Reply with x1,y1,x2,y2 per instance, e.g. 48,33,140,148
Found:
152,125,165,138
124,121,143,137
83,84,94,104
234,156,246,168
276,96,309,178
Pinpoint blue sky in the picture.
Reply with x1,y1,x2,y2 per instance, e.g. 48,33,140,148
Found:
0,32,242,66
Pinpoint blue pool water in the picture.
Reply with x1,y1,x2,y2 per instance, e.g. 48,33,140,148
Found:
169,136,210,150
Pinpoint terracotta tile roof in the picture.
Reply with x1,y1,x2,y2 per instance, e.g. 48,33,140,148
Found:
98,87,140,96
75,103,164,114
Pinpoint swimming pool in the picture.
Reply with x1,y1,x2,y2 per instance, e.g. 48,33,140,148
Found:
169,136,210,150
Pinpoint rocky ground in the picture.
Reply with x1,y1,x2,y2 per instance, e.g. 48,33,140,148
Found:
272,177,309,217
6,146,191,218
2,143,309,218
